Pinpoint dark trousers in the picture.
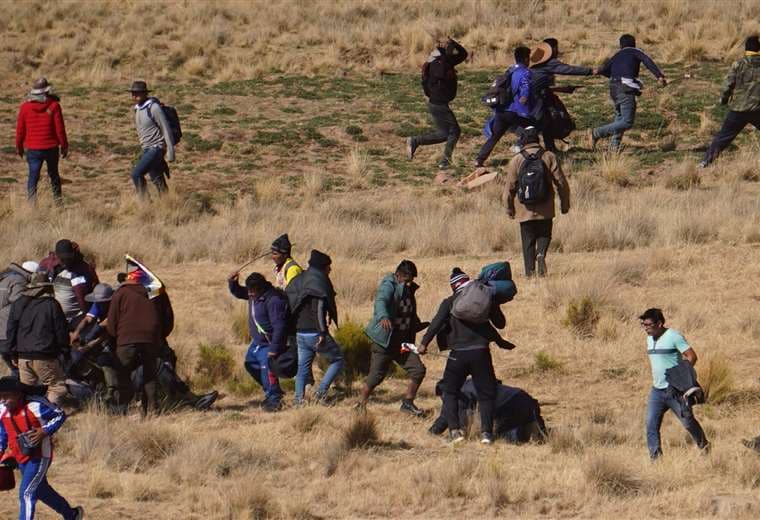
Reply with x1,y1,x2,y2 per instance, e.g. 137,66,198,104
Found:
440,349,497,435
476,111,531,165
26,147,61,201
519,219,553,276
703,109,760,164
131,147,168,196
365,340,426,390
116,343,158,415
414,102,461,161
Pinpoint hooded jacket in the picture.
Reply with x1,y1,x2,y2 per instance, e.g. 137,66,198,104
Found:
6,289,70,359
286,268,338,334
423,40,468,105
229,281,290,353
0,264,33,349
15,97,68,151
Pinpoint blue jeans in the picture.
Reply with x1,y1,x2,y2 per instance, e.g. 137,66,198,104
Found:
244,344,283,406
593,83,637,150
26,148,61,200
131,147,168,196
294,333,344,404
646,387,708,459
18,458,77,520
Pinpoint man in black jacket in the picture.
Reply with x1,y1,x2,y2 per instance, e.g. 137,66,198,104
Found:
6,273,70,405
418,268,515,445
407,36,468,170
530,38,594,152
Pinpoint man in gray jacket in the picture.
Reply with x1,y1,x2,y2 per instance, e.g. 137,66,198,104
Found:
129,81,175,197
0,261,38,375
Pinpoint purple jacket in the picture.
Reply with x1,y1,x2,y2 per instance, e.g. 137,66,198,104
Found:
228,282,289,353
507,64,533,117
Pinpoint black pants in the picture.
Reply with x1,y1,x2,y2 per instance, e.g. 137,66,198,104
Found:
414,102,461,160
703,109,760,164
115,343,158,416
520,219,553,276
440,349,497,434
476,111,531,165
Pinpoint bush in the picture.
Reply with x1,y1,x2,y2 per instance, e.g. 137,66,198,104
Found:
583,455,643,497
327,319,373,392
562,297,600,338
534,351,562,372
194,344,235,389
231,307,251,343
699,355,734,404
665,165,701,191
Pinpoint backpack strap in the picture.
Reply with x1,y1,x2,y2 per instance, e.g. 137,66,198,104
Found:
140,98,161,129
520,148,545,161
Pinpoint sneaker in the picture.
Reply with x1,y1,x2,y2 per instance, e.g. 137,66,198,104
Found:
73,506,84,520
587,129,598,150
193,391,219,411
480,432,494,445
697,160,708,169
473,160,485,168
448,429,465,444
536,254,547,277
262,400,282,413
406,138,418,160
400,399,424,417
438,158,451,170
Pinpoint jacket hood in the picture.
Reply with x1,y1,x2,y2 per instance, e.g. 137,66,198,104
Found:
381,273,419,293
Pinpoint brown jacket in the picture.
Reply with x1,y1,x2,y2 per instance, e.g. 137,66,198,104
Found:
503,144,570,222
106,283,160,347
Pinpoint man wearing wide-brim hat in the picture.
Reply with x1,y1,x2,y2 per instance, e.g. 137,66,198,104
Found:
128,80,175,197
15,77,69,202
5,274,71,406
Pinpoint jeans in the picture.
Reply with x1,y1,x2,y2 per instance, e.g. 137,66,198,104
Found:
440,349,497,435
131,146,168,196
26,148,61,201
18,458,77,520
294,333,344,404
519,219,553,276
646,387,708,459
593,83,637,150
244,343,283,406
476,111,531,165
703,109,760,165
413,102,461,161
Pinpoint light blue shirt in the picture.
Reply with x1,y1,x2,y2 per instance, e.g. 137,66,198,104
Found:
647,328,690,389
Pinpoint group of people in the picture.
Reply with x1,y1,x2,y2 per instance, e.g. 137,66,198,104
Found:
14,79,175,201
408,33,760,169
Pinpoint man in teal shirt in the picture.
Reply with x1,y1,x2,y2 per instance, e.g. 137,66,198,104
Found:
641,308,709,459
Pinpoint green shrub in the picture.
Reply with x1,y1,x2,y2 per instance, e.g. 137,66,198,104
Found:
562,297,600,338
325,319,373,393
226,372,260,398
194,344,234,389
534,351,563,372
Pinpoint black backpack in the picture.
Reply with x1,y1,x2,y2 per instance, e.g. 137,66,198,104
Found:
543,93,575,140
144,98,182,145
421,57,457,102
517,149,550,205
481,68,513,109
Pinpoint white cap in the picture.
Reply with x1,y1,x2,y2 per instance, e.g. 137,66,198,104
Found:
22,261,39,273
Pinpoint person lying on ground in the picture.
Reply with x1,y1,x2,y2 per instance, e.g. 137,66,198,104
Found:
429,378,547,443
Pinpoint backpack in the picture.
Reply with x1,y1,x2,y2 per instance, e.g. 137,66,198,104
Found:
481,68,514,109
143,98,182,145
517,149,550,205
478,262,517,305
451,281,492,324
421,56,457,102
542,93,575,139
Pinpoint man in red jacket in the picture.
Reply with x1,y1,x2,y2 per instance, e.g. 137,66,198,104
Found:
15,78,69,202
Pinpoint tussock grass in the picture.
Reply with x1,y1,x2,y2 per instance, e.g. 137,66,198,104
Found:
699,355,735,404
583,455,643,497
194,343,235,389
665,162,702,191
534,351,563,372
562,297,601,338
596,152,638,187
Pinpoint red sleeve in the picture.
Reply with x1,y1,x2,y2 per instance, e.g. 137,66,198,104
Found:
15,104,26,150
53,103,68,149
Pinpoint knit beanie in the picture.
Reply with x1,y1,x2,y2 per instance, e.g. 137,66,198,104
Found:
308,250,332,270
271,234,292,255
449,267,470,292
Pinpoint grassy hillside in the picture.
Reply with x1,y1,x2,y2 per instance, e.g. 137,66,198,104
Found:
1,1,760,519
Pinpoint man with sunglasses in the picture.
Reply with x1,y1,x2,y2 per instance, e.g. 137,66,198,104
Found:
640,308,709,460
